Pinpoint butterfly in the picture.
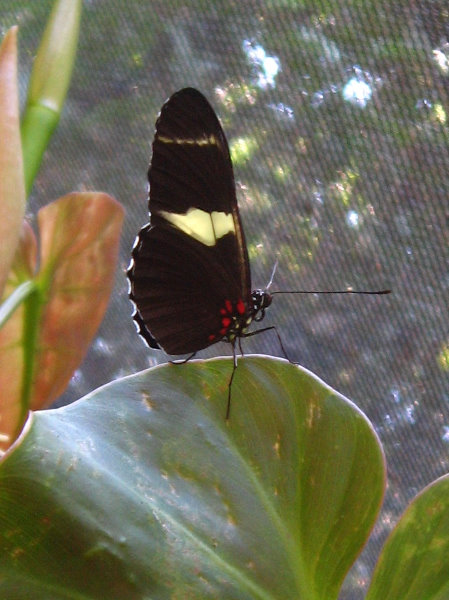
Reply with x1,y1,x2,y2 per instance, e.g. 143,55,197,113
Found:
127,87,279,418
127,88,390,418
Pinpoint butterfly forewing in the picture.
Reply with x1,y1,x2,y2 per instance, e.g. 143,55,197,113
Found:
128,88,252,355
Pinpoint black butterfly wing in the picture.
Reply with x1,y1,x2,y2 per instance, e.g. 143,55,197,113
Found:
128,88,252,355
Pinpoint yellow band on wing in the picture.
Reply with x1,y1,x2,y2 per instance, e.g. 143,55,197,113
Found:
160,207,235,246
157,134,219,147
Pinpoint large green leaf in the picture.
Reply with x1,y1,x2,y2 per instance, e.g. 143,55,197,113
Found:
0,357,385,599
367,474,449,600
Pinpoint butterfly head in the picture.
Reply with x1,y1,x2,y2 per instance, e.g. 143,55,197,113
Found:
251,289,273,323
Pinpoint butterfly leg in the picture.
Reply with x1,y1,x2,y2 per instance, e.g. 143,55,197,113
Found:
242,326,299,364
226,341,239,420
169,352,197,365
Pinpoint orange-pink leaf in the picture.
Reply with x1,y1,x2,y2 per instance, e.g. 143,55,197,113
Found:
32,192,124,408
0,27,26,297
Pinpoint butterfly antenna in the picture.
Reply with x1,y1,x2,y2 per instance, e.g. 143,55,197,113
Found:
266,259,279,290
267,261,390,295
271,289,391,295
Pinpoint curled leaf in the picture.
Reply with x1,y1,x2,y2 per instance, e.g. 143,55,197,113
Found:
21,0,82,194
0,27,26,297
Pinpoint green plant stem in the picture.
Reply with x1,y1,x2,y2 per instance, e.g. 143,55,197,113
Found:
17,283,41,438
0,280,36,329
21,104,59,197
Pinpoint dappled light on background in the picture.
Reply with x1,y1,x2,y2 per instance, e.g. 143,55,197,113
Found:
442,427,449,444
433,44,449,73
346,209,360,228
343,77,373,107
242,39,280,89
268,101,295,121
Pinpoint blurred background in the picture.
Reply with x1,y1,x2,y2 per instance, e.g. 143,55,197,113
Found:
1,1,449,597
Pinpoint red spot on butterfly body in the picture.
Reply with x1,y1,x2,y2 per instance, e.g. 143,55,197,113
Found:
236,298,245,315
